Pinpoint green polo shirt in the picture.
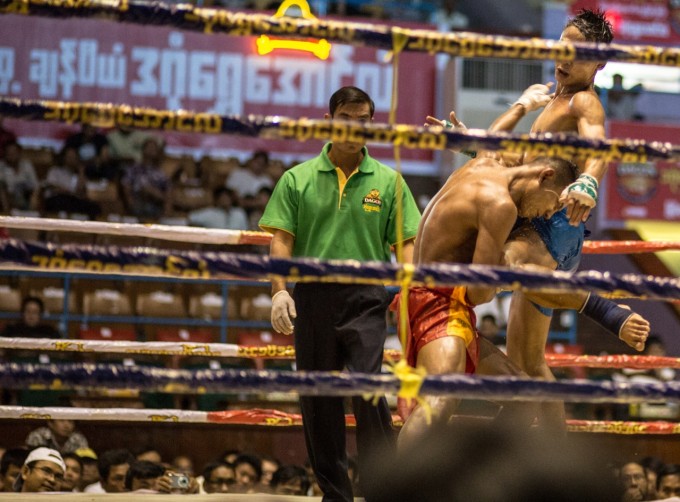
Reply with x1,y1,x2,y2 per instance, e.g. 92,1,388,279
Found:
259,144,421,262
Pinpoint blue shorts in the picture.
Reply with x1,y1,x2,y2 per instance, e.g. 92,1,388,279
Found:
528,209,586,316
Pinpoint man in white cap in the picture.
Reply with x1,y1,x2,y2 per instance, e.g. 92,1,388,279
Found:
13,447,65,492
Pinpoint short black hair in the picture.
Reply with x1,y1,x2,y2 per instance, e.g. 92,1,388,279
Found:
0,448,29,475
233,453,262,482
271,465,310,494
567,9,614,43
530,156,579,190
201,461,234,481
98,449,134,480
657,463,680,490
329,86,375,118
21,296,44,314
124,460,166,491
212,186,237,202
62,452,84,471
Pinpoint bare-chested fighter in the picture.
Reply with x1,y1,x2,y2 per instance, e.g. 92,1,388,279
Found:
393,154,578,450
425,9,650,429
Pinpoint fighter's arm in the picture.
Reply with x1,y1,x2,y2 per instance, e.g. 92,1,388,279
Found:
467,197,517,306
561,91,607,225
522,289,649,351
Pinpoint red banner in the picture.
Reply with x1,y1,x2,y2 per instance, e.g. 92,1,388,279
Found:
0,13,436,165
605,121,680,221
571,0,680,44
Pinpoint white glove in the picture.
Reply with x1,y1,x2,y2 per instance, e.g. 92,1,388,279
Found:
271,290,296,335
561,173,599,207
514,83,552,112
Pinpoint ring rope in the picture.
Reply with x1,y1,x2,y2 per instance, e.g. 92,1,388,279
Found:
2,238,679,300
3,337,680,370
2,0,679,67
2,216,680,254
0,98,676,163
3,362,680,403
1,405,678,435
0,215,272,246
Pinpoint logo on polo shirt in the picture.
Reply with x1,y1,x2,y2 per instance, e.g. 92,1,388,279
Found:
362,189,382,213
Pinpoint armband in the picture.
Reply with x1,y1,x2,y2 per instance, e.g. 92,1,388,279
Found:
579,293,634,337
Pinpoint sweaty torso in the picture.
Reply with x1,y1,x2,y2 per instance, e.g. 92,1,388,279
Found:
530,93,579,134
414,158,510,265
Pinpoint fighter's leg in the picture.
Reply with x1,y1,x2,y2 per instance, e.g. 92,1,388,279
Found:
476,336,539,426
505,290,565,430
398,336,467,451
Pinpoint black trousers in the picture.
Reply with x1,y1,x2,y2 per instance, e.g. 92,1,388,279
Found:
293,283,395,502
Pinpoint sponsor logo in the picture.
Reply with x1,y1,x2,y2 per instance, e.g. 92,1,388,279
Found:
616,162,658,204
362,188,382,213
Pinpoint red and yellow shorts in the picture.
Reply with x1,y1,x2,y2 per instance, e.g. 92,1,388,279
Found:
390,287,479,374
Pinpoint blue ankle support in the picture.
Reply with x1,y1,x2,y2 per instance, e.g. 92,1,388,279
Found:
579,293,634,336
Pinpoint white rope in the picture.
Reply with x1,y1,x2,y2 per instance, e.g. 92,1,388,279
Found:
0,215,271,245
0,405,208,423
0,337,294,359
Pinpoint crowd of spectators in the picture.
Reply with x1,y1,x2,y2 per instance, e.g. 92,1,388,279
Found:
0,427,343,496
0,120,283,235
3,422,680,500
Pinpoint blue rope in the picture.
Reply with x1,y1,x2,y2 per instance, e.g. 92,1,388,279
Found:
1,0,679,66
0,99,676,161
2,362,680,404
1,239,679,301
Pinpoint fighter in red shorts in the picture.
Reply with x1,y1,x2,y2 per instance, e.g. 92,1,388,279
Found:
395,153,577,450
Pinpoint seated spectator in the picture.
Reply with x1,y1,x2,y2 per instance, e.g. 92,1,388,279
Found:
0,448,29,492
64,123,108,173
170,157,200,186
42,145,101,219
25,419,89,455
246,186,272,231
619,461,649,502
171,455,194,477
61,453,83,492
0,115,17,158
225,150,273,198
233,453,262,493
74,448,99,492
201,461,236,494
126,461,198,494
640,456,664,500
0,140,39,213
0,296,60,339
657,463,680,499
121,138,170,221
125,460,166,493
106,126,158,167
133,447,162,465
187,187,248,230
84,448,134,493
13,447,65,493
271,465,310,496
478,313,506,350
260,455,280,488
85,143,121,182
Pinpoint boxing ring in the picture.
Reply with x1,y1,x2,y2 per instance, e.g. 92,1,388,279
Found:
1,0,680,496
